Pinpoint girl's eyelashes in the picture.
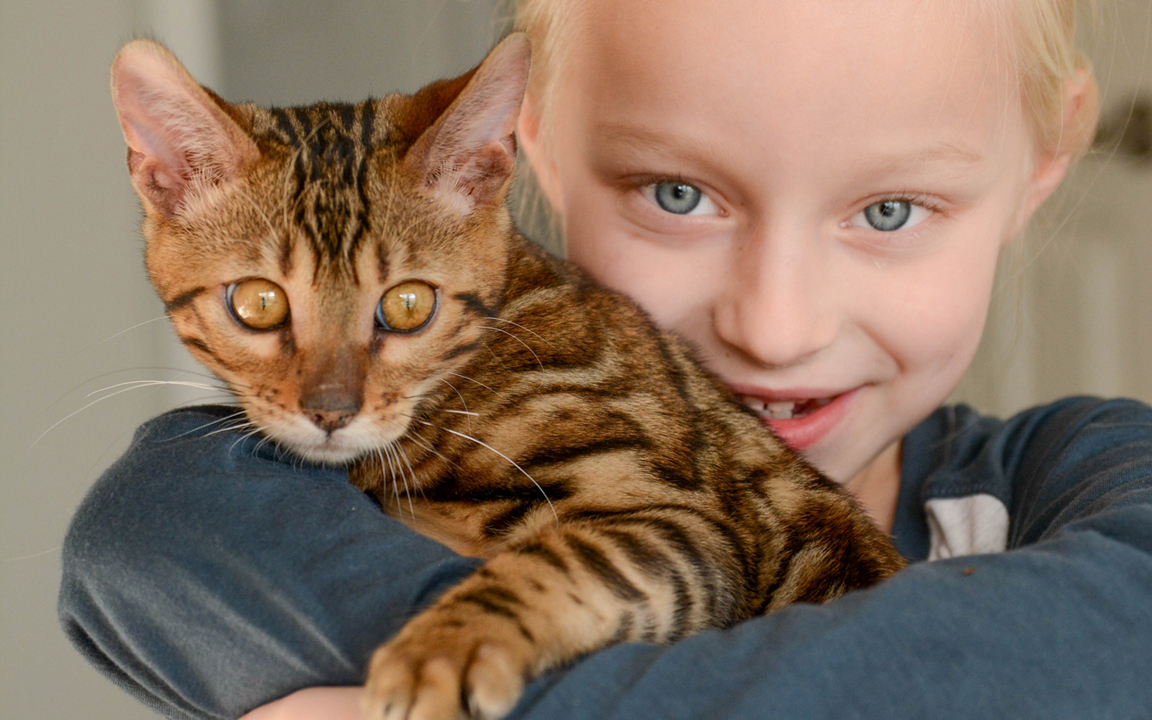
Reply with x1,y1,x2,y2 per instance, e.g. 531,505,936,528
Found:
845,197,936,233
641,181,722,216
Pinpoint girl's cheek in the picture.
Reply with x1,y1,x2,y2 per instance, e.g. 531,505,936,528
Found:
874,253,997,372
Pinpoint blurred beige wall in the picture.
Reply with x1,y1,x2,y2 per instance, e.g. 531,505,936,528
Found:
1,1,1148,719
2,2,165,719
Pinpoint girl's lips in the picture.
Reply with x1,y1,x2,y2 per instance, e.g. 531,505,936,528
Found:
731,386,860,451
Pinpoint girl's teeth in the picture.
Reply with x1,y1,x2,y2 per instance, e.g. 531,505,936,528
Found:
766,401,796,419
742,396,767,412
740,395,837,420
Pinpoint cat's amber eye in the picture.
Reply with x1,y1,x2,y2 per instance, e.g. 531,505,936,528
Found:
228,279,289,330
377,281,437,332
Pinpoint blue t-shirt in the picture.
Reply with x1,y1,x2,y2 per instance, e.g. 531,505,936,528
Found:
59,397,1152,719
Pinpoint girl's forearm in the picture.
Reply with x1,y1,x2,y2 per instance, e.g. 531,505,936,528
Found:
240,687,360,720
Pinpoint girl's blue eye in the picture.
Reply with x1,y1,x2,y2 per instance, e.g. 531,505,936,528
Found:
643,182,721,216
849,199,931,232
655,183,702,214
865,201,911,231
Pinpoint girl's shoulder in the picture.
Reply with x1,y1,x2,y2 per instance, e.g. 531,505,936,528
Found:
895,396,1152,561
908,396,1152,485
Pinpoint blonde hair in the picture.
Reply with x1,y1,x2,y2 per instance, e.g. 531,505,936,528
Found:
1006,0,1100,158
514,0,1100,160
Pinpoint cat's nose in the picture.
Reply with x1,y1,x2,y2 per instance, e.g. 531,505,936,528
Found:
307,407,357,433
300,386,361,433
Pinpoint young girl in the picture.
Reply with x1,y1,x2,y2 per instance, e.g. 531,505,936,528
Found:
61,1,1152,718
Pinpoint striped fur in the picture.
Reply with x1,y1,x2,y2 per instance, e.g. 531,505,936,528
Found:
112,35,904,720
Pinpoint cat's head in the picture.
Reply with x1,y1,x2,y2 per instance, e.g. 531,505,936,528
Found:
111,35,530,464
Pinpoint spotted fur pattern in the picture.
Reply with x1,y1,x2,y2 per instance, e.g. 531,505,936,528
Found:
112,34,905,720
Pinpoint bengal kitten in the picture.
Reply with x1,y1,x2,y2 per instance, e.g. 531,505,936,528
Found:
111,34,904,720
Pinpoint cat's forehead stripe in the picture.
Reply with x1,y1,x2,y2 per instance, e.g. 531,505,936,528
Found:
260,102,385,280
265,103,378,158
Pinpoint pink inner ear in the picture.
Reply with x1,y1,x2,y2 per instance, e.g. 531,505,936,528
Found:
410,34,530,208
120,110,191,180
112,42,256,189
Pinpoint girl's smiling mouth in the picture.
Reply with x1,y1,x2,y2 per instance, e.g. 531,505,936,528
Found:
732,386,861,451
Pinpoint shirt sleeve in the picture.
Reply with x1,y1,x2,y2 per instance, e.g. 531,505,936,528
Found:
59,406,483,719
60,399,1152,720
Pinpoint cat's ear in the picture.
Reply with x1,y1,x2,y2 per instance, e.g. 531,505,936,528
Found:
405,33,530,214
110,39,256,218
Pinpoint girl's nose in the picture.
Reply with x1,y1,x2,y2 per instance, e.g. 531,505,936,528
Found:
712,228,839,369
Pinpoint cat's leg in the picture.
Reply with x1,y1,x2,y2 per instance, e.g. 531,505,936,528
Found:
362,511,737,720
749,472,908,612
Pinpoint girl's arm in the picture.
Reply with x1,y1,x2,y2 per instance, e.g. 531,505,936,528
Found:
238,687,359,720
58,405,481,720
61,399,1152,719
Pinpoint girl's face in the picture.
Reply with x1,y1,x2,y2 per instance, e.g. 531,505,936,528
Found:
522,0,1065,487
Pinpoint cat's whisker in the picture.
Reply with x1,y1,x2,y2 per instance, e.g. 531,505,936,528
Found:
483,316,557,349
394,441,426,504
434,378,474,433
252,433,277,458
84,379,223,398
238,424,265,442
400,392,433,405
403,431,453,469
380,444,407,520
479,325,545,374
34,368,228,427
380,440,399,485
441,409,479,417
76,316,170,356
229,425,266,456
446,371,506,400
199,419,257,440
417,420,558,523
481,340,514,374
387,442,418,524
162,410,250,442
376,446,401,513
32,380,213,449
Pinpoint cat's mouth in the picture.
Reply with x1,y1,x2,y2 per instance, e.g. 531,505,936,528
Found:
266,415,394,466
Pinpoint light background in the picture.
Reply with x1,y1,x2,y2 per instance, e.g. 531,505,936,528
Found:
1,1,1149,718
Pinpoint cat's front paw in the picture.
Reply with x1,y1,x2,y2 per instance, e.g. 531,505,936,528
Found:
363,617,530,720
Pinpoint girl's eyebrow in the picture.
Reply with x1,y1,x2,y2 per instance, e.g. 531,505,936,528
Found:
592,122,720,160
856,143,986,176
594,123,984,168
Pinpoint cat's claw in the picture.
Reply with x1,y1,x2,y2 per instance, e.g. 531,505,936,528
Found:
364,627,527,720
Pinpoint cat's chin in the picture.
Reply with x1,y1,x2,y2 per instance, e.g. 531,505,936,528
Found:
282,432,396,466
290,444,369,466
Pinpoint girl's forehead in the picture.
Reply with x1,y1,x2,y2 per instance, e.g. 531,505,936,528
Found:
575,0,1013,104
560,0,1027,172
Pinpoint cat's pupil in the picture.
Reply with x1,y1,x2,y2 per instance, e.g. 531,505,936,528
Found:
654,182,703,215
863,200,912,231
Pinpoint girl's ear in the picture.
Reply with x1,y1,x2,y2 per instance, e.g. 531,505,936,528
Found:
516,91,565,215
1016,69,1100,233
111,39,256,219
